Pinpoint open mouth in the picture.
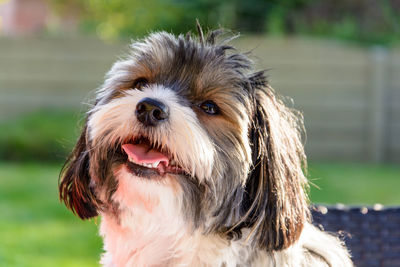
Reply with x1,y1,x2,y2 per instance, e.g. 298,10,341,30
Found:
121,136,187,177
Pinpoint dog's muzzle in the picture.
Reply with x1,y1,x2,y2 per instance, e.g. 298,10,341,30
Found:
136,97,169,126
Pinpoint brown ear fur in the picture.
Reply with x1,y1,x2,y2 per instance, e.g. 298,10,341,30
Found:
59,124,98,219
243,72,310,250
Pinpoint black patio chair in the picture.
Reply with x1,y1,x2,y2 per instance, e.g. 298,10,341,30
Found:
311,205,400,267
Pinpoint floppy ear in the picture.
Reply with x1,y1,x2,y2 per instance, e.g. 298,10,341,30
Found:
243,72,310,250
59,123,98,219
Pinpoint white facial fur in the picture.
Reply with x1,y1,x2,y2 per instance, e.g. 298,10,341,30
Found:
88,85,215,181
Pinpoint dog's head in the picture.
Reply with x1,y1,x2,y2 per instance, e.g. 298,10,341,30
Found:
59,26,309,250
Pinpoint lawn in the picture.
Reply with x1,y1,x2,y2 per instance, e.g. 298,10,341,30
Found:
308,162,400,205
0,161,399,266
0,162,101,267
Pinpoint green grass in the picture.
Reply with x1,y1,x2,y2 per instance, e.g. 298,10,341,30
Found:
308,162,400,205
0,162,101,267
0,161,399,266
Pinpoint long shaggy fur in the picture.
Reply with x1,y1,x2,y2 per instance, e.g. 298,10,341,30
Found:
59,25,352,266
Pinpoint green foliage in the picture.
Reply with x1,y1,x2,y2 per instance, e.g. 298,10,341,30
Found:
265,0,400,45
49,0,400,45
53,0,234,39
0,110,82,162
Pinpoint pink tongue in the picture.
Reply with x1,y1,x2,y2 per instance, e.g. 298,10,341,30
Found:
122,144,169,166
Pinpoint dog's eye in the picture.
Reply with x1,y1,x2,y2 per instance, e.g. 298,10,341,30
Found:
199,100,219,115
131,78,148,90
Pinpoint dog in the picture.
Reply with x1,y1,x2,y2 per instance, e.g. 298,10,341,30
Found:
59,25,353,266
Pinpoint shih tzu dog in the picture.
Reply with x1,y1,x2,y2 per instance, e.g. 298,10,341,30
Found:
59,25,352,266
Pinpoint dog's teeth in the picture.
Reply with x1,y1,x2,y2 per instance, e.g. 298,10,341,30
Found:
170,159,176,166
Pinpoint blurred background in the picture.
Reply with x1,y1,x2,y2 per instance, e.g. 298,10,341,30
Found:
0,0,399,266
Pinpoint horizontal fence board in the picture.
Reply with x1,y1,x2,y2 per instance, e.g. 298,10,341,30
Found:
0,58,114,78
306,148,368,161
0,71,105,83
306,141,367,161
0,52,120,61
234,37,369,65
0,37,127,59
0,92,93,103
284,93,368,109
299,105,367,120
389,84,400,93
306,131,367,145
389,90,400,108
273,81,368,92
0,79,100,92
389,106,400,124
305,122,367,132
389,69,400,86
389,124,400,145
387,152,400,163
256,58,368,67
261,65,368,84
306,140,366,150
390,50,400,62
0,95,92,107
388,122,400,163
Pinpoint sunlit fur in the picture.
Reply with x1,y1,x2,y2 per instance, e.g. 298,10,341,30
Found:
59,26,353,266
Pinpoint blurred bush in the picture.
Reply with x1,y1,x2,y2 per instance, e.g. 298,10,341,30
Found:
50,0,235,40
49,0,400,45
0,110,81,162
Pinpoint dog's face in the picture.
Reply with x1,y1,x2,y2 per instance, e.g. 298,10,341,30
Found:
60,29,309,251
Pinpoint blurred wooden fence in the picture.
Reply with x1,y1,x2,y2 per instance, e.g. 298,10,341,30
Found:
0,36,399,163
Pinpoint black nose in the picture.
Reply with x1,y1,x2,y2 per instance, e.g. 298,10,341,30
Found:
136,98,169,126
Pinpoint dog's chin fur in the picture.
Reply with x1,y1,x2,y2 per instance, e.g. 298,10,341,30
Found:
59,25,353,266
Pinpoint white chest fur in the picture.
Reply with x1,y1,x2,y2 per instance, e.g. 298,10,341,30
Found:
99,167,236,267
98,167,351,267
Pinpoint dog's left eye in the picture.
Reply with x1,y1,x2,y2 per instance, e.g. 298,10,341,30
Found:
199,100,219,115
131,78,148,90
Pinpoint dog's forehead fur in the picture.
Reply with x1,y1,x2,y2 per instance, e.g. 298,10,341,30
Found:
100,32,255,117
133,32,252,95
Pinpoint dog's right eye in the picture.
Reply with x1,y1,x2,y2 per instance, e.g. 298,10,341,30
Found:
199,100,219,115
131,78,148,90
